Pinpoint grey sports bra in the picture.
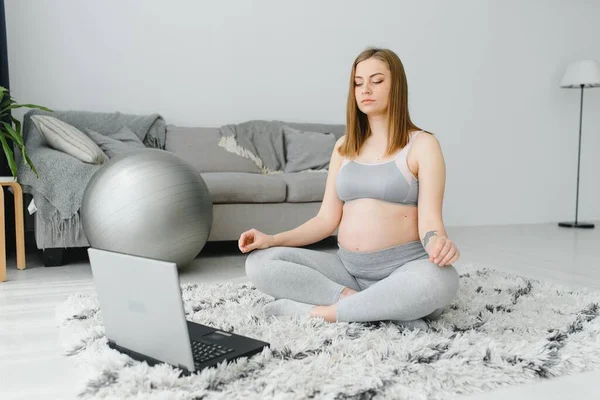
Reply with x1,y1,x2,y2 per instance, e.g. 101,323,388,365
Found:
336,131,422,205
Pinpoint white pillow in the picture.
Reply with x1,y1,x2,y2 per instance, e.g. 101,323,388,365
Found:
30,115,107,164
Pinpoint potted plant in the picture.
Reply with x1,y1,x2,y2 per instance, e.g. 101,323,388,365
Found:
0,86,52,179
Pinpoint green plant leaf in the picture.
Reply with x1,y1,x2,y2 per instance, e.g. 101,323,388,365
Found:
0,133,17,177
2,122,24,146
2,131,39,178
21,147,39,178
0,89,14,113
10,116,21,136
0,98,12,112
0,87,47,178
1,103,53,114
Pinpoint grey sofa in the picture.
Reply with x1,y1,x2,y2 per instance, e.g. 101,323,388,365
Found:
31,120,345,265
163,122,345,241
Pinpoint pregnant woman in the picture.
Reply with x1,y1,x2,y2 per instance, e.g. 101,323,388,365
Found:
240,47,460,329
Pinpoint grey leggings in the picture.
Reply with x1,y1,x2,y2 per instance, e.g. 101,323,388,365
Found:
245,240,460,322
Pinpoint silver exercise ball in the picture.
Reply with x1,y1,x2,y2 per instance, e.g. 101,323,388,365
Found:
81,148,213,267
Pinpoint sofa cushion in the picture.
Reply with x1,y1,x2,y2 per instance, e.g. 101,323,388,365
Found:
165,125,262,174
85,126,146,159
200,172,286,203
282,172,328,202
285,122,346,140
30,115,108,164
283,126,336,173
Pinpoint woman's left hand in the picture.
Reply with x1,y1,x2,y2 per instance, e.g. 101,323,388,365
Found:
425,236,460,267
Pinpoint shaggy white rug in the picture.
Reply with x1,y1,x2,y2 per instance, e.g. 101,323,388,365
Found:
56,264,600,400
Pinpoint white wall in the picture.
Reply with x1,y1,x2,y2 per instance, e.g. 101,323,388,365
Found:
5,0,600,227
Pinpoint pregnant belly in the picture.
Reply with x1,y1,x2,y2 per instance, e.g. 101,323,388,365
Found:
337,199,420,252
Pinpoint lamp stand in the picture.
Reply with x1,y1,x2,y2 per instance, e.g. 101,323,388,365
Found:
559,84,594,229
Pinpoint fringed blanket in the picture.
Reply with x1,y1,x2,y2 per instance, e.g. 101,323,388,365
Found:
16,110,166,249
217,120,329,175
217,120,287,175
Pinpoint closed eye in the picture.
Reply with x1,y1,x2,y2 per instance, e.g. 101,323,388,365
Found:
354,81,383,86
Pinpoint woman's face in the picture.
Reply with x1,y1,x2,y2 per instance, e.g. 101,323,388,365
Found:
354,57,391,116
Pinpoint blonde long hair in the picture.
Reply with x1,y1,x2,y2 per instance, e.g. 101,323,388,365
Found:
338,47,432,158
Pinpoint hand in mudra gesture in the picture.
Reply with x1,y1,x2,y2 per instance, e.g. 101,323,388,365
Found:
425,235,460,267
238,228,275,253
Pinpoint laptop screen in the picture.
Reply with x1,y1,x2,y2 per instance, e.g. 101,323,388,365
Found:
87,248,195,371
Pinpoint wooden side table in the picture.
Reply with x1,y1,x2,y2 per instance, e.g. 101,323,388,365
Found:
1,179,26,282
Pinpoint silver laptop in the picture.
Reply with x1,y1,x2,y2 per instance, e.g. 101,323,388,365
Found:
88,248,269,374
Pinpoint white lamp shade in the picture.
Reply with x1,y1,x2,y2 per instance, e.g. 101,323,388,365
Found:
560,60,600,88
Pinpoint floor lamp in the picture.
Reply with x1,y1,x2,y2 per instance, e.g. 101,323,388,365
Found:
558,60,600,229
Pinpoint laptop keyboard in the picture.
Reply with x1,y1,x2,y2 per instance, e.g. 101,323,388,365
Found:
192,339,234,365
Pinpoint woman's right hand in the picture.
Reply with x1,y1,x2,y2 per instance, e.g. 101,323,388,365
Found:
238,228,275,253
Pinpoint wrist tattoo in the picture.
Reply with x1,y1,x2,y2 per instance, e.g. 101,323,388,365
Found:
422,231,438,248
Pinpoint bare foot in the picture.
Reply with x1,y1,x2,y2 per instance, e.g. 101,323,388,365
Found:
339,287,358,300
309,305,337,322
309,288,358,323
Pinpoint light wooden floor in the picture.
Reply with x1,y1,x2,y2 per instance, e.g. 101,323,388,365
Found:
1,221,599,399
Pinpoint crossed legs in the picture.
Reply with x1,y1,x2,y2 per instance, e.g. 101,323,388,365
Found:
245,246,459,324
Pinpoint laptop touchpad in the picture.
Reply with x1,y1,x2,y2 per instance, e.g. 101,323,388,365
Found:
204,331,232,341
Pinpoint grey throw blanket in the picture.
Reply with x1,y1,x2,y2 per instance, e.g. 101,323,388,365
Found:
218,120,287,174
16,109,166,248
